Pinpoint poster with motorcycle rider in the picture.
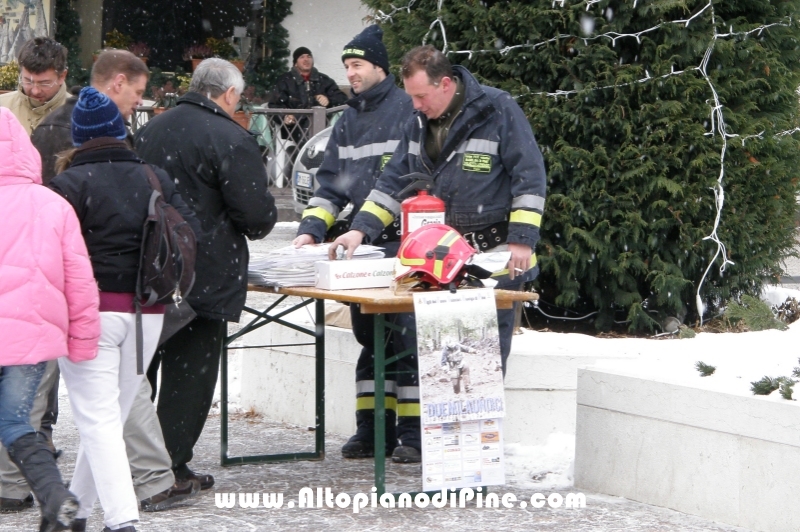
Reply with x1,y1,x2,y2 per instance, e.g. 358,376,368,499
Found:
412,287,506,491
413,288,506,424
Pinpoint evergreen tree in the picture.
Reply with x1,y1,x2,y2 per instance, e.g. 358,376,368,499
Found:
362,0,800,330
695,361,716,377
246,0,292,97
54,0,88,87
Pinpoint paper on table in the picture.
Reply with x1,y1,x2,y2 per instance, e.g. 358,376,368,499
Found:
248,244,385,287
469,251,511,274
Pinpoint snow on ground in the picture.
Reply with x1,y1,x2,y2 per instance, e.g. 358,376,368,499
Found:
505,433,575,490
500,285,800,490
274,221,300,229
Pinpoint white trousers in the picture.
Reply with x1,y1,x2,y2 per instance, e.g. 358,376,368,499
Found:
59,312,163,528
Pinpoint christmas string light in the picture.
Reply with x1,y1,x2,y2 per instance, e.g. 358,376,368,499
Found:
405,0,797,324
422,0,449,53
372,0,419,24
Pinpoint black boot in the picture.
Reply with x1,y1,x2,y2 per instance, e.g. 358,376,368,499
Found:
7,432,78,532
341,409,397,458
393,415,421,463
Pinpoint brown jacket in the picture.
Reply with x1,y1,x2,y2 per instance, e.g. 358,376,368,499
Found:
0,83,68,134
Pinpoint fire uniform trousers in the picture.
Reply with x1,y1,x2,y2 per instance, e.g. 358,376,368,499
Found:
349,65,547,450
297,74,415,448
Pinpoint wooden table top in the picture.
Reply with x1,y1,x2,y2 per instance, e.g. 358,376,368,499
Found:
248,285,538,314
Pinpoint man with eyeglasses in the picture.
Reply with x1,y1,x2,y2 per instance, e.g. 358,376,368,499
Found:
0,37,68,135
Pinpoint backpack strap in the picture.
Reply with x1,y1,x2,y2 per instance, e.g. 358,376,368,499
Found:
135,299,144,375
135,164,164,375
143,164,164,194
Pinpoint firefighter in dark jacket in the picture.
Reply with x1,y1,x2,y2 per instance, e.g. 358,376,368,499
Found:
331,46,547,463
270,46,348,142
292,25,415,461
134,58,278,490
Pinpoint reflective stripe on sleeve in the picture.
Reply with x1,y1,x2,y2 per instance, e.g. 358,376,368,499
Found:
301,207,336,229
512,194,546,211
308,196,341,218
509,210,542,227
408,140,421,156
361,201,396,227
365,189,401,214
339,140,400,161
455,138,499,155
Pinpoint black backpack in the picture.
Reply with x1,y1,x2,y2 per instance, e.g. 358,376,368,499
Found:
134,165,197,373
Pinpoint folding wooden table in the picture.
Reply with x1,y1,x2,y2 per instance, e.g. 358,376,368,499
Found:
220,285,538,495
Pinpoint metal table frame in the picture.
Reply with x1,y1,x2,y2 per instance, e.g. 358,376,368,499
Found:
220,294,326,465
219,286,536,495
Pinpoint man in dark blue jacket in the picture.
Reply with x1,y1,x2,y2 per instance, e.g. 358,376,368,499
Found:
293,25,415,460
331,45,547,463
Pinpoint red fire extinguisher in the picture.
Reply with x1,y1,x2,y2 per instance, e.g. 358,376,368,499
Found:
398,173,446,242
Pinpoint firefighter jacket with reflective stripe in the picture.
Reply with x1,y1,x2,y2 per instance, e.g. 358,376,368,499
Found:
297,74,414,243
350,65,547,253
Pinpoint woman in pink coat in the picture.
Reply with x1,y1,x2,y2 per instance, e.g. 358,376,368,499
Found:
0,107,100,532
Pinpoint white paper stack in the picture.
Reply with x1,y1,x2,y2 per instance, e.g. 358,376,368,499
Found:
248,244,385,287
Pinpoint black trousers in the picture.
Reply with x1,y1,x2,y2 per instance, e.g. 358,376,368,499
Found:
147,315,225,475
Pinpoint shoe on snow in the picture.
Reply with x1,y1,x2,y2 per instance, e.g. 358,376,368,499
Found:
391,445,421,463
341,439,374,459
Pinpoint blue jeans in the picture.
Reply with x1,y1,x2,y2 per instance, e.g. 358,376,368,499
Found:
0,362,47,448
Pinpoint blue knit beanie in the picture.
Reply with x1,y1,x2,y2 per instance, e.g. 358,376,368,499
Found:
71,87,127,146
342,25,390,74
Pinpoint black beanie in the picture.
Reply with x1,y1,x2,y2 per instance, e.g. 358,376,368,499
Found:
341,25,390,74
293,47,312,64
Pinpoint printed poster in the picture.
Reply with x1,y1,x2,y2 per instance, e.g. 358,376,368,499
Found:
413,288,507,491
421,418,505,491
412,288,506,424
1,1,52,64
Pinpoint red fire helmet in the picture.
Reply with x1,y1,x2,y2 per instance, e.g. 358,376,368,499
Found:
394,224,477,287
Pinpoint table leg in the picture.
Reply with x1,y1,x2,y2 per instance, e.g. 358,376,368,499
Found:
221,329,230,462
374,312,387,496
220,297,325,465
315,298,325,457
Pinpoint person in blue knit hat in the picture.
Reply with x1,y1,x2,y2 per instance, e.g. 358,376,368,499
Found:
70,87,128,146
49,85,199,532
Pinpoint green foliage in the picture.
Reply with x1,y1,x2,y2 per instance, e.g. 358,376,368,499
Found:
695,361,715,377
104,29,133,50
205,38,238,60
0,61,19,90
246,0,292,98
779,379,796,400
724,294,787,331
750,375,784,395
793,358,800,379
54,0,88,87
362,0,800,331
751,374,795,398
146,68,190,106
